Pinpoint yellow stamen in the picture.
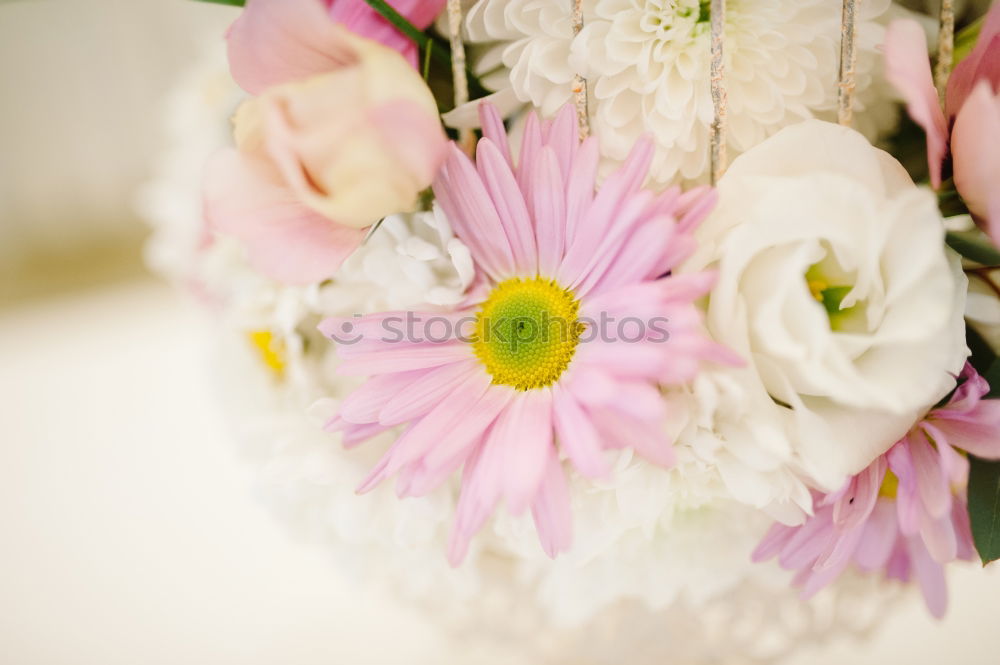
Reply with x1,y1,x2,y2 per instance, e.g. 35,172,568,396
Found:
472,277,584,391
248,330,286,378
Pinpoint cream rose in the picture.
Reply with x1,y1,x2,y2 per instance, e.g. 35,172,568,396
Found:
205,28,447,284
683,120,968,491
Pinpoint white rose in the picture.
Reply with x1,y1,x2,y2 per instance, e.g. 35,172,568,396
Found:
684,120,968,491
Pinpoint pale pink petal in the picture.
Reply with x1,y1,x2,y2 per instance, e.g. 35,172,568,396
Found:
338,370,425,423
475,138,537,274
674,185,717,233
516,111,543,198
447,438,503,565
531,448,574,559
777,509,836,570
478,102,512,166
929,401,1000,459
946,2,1000,118
203,149,363,284
812,526,864,575
907,537,949,618
226,0,357,94
563,137,600,247
433,145,516,280
552,384,611,479
854,500,899,571
920,511,958,563
497,389,554,515
533,147,568,276
752,522,797,563
883,19,950,188
356,371,493,492
909,432,953,519
952,83,1000,226
422,385,515,469
335,344,472,375
542,104,578,176
378,361,479,425
832,456,885,530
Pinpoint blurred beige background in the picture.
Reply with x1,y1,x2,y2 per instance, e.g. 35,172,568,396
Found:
1,1,999,663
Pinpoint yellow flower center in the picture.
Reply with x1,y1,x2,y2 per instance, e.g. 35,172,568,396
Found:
471,277,584,391
248,330,286,378
879,469,899,499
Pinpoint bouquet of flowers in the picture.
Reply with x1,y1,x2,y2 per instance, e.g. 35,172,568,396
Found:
144,0,1000,661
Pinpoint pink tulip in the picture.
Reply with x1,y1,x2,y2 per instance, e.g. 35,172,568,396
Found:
204,28,448,285
226,0,446,94
884,6,1000,243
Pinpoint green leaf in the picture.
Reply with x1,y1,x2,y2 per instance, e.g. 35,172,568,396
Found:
968,456,1000,566
946,230,1000,267
955,14,985,64
190,0,245,6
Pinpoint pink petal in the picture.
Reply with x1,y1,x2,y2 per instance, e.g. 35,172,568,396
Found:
338,370,425,423
433,145,516,281
909,433,953,519
327,0,446,69
832,456,885,530
752,522,797,563
226,0,358,94
907,537,949,618
475,138,537,275
356,370,494,492
378,361,479,425
854,500,899,571
531,448,574,559
203,149,363,284
776,510,836,570
447,438,503,566
883,19,949,188
498,389,554,515
335,344,472,375
952,83,1000,226
422,385,515,469
919,511,958,563
930,400,1000,459
478,102,512,167
563,137,600,247
946,2,1000,118
533,146,568,276
542,104,578,177
552,384,611,479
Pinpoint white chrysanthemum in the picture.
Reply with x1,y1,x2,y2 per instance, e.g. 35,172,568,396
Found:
463,0,901,184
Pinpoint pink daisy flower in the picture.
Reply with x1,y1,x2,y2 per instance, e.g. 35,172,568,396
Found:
319,103,735,564
753,364,1000,617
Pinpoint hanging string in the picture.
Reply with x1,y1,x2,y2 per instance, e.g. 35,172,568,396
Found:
837,0,859,127
709,0,727,185
571,0,590,141
935,0,955,105
446,0,475,154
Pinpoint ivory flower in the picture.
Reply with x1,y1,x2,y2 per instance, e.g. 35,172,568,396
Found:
683,120,968,491
204,29,447,284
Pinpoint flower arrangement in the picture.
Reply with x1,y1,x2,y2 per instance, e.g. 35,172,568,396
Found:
146,0,1000,660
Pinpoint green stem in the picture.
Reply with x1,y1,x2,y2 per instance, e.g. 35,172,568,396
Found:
190,0,245,6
